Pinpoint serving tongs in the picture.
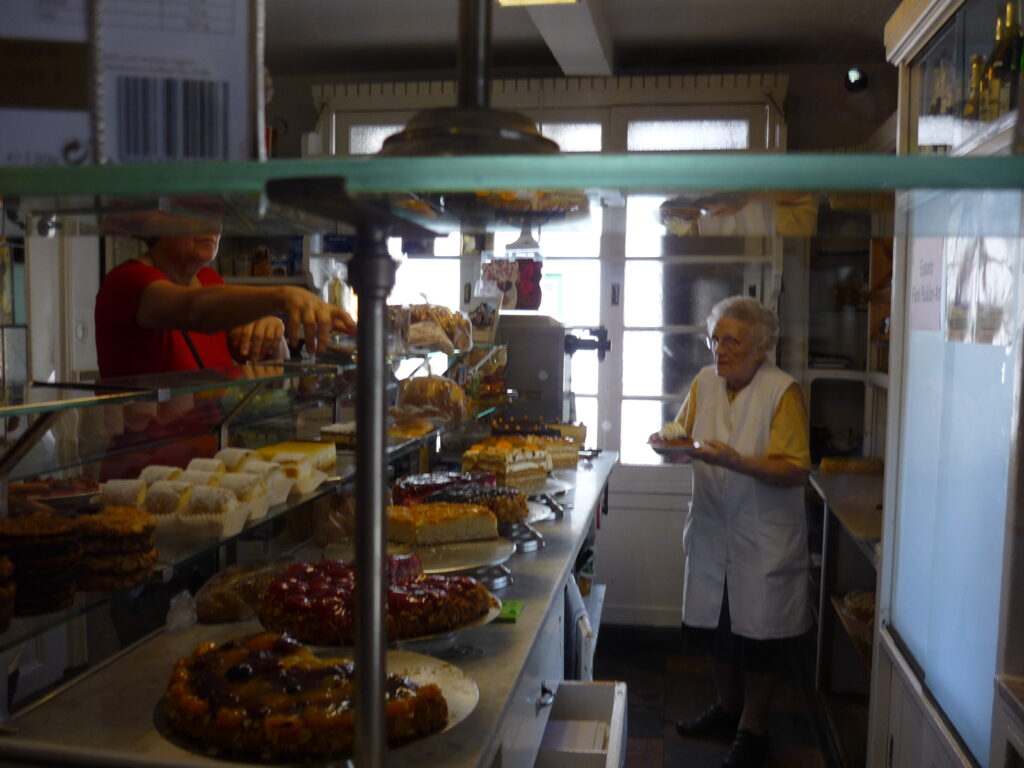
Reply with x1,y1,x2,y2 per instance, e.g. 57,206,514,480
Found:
529,492,568,518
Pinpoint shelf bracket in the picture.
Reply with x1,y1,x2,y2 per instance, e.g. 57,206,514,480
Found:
213,381,267,451
0,411,61,517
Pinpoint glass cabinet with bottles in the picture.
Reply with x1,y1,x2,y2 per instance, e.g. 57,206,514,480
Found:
902,0,1021,156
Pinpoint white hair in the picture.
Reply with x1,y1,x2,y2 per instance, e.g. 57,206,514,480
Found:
706,296,779,351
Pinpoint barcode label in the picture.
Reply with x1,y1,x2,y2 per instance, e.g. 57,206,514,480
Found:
115,76,229,161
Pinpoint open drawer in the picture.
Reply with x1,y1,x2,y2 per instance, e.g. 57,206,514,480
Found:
534,681,627,768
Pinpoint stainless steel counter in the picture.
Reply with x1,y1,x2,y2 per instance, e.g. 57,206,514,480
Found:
1,453,618,768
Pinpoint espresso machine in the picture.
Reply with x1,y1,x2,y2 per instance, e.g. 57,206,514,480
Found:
495,314,609,422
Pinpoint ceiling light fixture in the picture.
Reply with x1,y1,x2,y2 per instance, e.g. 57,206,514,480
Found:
845,67,869,92
379,0,559,156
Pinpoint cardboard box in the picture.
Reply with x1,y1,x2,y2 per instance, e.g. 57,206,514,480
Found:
0,0,265,166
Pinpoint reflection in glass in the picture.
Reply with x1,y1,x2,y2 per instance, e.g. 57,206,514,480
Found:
570,341,599,397
622,331,708,398
539,260,600,327
537,205,602,259
574,395,597,449
672,263,748,328
626,195,668,259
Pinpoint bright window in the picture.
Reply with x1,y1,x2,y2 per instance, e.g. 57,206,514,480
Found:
349,124,404,155
627,119,749,151
388,257,460,309
540,122,602,152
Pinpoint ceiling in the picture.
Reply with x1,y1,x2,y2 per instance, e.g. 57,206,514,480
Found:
265,0,903,79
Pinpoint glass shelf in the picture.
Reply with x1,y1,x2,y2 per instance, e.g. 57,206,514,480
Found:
0,363,347,420
3,154,1024,241
0,384,151,419
0,454,357,655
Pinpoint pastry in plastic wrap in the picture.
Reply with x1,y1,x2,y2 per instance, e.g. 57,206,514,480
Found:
313,490,357,546
408,304,472,352
397,375,468,422
408,321,455,355
195,559,292,623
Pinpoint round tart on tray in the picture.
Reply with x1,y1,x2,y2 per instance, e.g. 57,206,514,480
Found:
161,631,449,759
257,555,498,646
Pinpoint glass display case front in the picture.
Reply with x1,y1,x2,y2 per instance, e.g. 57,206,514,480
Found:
912,0,1021,155
0,151,1021,766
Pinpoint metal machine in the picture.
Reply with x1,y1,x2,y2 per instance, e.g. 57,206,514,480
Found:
496,314,609,422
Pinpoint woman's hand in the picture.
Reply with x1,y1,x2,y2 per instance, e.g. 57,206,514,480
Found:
689,439,742,470
279,287,356,356
228,316,286,362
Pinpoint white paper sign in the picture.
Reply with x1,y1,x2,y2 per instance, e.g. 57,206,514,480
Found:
910,237,943,332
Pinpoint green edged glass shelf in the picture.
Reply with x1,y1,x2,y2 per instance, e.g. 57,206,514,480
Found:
0,362,347,419
3,154,1024,241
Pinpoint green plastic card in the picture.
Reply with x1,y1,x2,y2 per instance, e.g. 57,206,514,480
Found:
497,600,524,622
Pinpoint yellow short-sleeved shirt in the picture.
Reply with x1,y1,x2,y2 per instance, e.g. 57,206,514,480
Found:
673,379,811,471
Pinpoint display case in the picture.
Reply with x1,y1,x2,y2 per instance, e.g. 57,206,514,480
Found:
875,1,1024,766
0,151,1023,767
891,0,1021,157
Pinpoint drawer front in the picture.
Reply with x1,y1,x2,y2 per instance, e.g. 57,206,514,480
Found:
500,599,565,768
535,681,628,768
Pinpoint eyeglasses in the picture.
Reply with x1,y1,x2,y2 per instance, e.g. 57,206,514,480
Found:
705,334,744,352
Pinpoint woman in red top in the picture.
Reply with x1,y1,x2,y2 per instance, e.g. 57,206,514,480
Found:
95,232,355,377
94,231,356,479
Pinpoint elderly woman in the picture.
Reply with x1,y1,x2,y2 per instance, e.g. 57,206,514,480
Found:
650,296,811,768
95,232,355,377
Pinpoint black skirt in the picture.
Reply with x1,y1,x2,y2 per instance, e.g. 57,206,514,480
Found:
681,582,802,672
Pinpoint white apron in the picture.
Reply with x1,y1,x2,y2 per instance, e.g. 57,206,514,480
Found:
681,361,812,639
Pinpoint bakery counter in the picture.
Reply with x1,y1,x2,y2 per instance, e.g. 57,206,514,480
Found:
811,470,883,695
0,456,358,658
809,471,883,569
1,453,619,767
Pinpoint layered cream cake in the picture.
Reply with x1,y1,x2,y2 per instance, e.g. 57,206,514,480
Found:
257,441,336,472
461,439,551,492
523,436,577,470
387,503,498,546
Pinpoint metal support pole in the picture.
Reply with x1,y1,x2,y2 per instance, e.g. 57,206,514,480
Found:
348,223,396,768
458,0,491,109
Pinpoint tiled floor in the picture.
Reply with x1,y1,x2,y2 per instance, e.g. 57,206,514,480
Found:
593,625,829,768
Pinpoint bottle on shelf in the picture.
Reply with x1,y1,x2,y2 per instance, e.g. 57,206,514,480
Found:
982,16,1005,120
998,0,1022,115
964,54,985,120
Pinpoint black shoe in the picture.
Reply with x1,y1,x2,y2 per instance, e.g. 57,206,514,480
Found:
722,728,769,768
676,703,741,738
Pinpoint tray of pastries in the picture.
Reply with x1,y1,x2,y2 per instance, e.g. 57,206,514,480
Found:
158,631,478,760
257,556,501,646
